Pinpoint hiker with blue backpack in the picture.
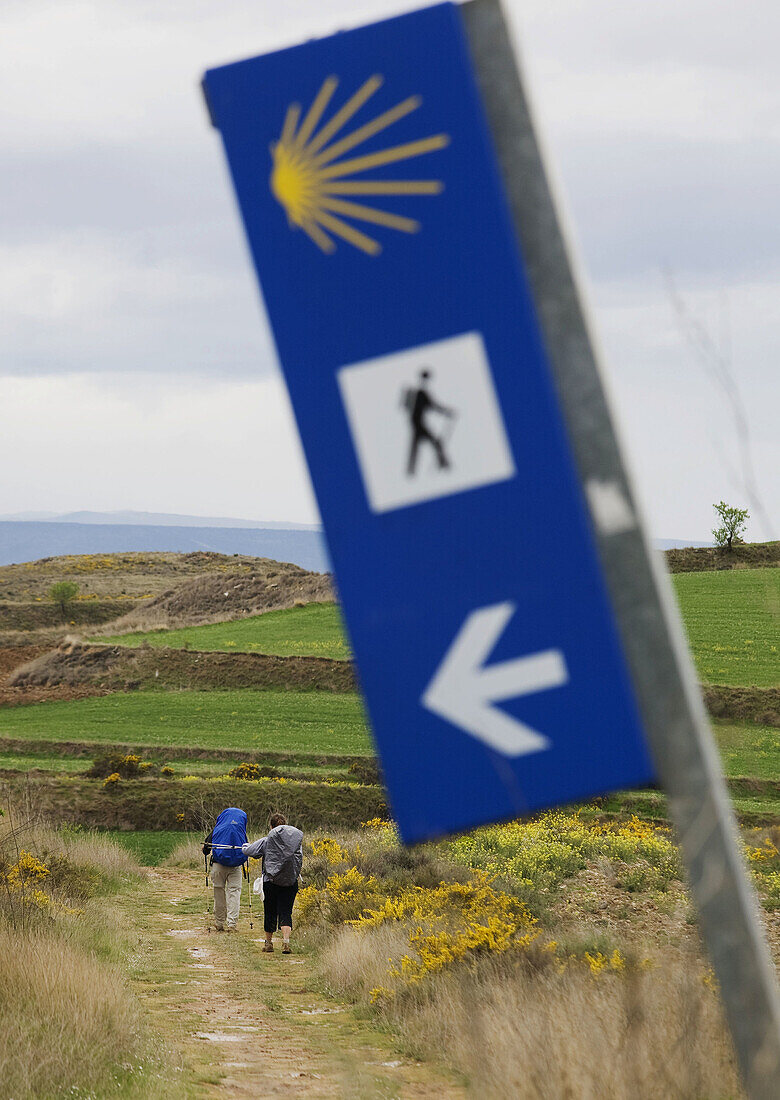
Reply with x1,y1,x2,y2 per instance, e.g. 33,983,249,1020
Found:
202,806,248,932
243,813,303,954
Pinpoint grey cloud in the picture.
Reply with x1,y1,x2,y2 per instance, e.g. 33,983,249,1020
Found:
558,134,780,281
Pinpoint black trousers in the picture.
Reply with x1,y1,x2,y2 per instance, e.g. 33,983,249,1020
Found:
263,879,299,933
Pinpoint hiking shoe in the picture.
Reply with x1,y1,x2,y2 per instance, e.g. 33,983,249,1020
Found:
226,927,238,933
282,944,292,954
262,943,274,953
214,926,225,933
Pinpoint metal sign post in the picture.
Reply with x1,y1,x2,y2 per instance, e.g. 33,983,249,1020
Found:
459,2,780,1094
202,1,780,1091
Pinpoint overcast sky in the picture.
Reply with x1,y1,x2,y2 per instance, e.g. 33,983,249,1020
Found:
1,0,777,540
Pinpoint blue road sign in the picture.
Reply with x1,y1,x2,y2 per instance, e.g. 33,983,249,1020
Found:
203,1,655,843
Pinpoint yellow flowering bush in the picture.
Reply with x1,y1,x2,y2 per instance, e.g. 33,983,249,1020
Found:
296,866,382,924
325,867,383,923
1,851,52,918
307,816,679,1008
103,772,121,787
744,833,780,909
5,850,49,891
445,813,680,900
582,949,626,977
353,874,539,993
310,838,350,865
295,884,322,924
226,762,276,781
746,838,779,863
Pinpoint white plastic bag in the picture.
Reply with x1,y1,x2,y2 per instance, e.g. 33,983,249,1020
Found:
252,876,264,900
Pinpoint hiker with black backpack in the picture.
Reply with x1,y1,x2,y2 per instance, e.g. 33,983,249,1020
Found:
242,813,303,954
202,806,248,932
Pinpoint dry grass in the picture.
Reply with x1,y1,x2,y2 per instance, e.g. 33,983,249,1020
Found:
0,802,154,1097
0,924,145,1098
91,566,332,637
303,820,749,1098
322,922,412,998
163,836,205,868
54,828,142,878
1,811,140,886
324,930,741,1099
0,551,281,602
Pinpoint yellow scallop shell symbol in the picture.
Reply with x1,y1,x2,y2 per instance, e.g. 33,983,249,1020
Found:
270,75,450,256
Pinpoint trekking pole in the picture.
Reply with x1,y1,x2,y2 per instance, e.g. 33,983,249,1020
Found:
204,851,212,933
243,862,253,930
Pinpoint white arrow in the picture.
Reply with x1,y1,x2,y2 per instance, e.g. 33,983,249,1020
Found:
421,601,568,757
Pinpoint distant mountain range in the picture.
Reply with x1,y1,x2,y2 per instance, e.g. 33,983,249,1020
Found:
0,512,710,570
0,510,320,531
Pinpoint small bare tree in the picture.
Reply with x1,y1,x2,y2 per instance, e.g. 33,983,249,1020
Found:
712,501,749,551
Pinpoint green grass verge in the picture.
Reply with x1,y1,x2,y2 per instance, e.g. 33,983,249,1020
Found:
104,830,189,865
595,786,780,827
98,601,351,660
0,689,372,756
0,752,91,774
672,568,779,687
0,751,349,781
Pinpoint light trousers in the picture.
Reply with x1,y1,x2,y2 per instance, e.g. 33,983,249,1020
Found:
211,862,242,929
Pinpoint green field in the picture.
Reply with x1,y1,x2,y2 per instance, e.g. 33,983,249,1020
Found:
671,568,779,686
94,571,779,688
0,750,347,780
0,690,372,755
98,601,350,660
0,752,91,774
713,721,780,779
104,830,189,865
2,721,773,784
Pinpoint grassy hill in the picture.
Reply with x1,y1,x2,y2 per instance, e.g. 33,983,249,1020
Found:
97,601,350,660
83,566,778,689
0,551,332,647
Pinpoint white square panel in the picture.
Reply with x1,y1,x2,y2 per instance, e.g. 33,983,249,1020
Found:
337,332,516,513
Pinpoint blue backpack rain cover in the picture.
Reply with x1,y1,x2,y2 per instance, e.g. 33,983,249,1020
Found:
210,807,248,866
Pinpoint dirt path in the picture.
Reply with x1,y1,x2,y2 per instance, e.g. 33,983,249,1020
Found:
124,868,464,1099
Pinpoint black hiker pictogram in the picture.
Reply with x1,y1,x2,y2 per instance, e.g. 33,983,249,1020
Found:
401,369,456,477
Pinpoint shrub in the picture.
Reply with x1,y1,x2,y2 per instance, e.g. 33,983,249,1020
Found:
1,810,141,932
299,866,383,926
443,813,680,913
348,759,383,786
0,849,53,930
87,753,157,779
227,762,280,781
